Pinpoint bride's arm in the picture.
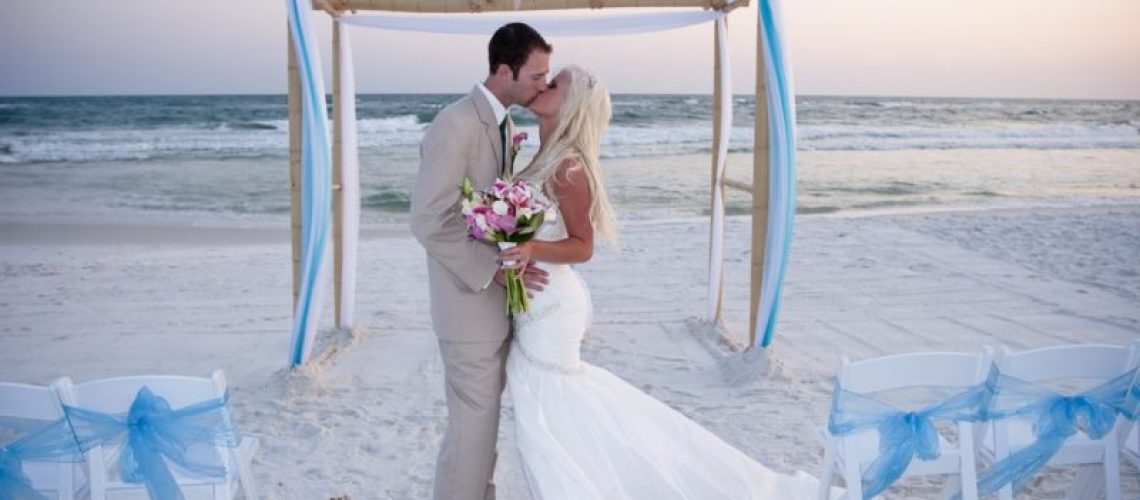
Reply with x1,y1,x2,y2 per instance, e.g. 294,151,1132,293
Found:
501,157,594,266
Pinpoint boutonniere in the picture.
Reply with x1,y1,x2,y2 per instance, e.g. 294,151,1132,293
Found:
510,131,528,167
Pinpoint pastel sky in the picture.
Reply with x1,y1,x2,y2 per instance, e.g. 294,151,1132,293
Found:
1,0,1138,99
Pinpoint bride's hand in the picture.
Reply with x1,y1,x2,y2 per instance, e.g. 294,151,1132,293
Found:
498,242,533,271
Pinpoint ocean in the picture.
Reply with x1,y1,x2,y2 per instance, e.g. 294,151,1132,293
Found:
1,94,1137,223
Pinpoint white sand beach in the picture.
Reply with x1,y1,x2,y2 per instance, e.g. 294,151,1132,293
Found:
2,185,1138,498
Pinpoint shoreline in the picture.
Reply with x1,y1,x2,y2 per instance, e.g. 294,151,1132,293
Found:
4,148,1140,229
0,222,412,246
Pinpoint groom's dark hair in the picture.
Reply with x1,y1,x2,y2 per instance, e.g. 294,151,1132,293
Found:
488,22,552,80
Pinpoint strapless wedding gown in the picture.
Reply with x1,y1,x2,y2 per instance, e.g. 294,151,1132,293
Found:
505,214,830,500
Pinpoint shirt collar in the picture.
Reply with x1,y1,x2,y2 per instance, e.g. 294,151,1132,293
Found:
477,83,509,125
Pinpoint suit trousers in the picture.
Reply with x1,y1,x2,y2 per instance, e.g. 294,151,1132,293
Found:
433,336,511,500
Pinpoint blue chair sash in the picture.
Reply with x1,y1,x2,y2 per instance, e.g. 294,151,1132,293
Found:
1126,382,1140,420
827,369,995,500
0,416,85,500
64,387,239,500
975,367,1136,496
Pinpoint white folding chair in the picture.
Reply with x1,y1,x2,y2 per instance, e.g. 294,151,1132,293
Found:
1122,369,1140,471
1124,420,1140,471
0,380,82,500
981,342,1140,500
816,348,993,500
56,370,259,500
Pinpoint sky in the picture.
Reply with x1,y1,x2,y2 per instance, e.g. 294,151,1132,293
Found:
1,0,1138,99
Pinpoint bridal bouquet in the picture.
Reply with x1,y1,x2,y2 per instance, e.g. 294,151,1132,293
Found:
460,177,556,315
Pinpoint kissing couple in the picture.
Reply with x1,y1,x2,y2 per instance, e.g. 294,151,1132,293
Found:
410,22,832,500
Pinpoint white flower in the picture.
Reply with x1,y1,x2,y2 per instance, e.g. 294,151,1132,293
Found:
492,200,509,216
461,199,473,216
517,206,533,219
474,214,489,231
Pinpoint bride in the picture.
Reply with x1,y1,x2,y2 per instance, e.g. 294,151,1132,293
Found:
498,65,833,499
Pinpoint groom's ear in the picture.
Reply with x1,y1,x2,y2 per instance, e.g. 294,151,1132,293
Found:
493,63,512,81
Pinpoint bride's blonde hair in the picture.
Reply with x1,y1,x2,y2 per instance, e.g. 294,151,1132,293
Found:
519,65,617,244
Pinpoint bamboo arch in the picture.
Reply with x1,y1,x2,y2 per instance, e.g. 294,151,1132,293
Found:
286,0,792,376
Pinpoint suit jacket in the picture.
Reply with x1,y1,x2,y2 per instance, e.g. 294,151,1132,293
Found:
410,86,512,342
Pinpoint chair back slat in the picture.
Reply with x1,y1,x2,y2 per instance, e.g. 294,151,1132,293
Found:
68,374,223,413
999,344,1138,382
0,382,65,421
839,351,991,394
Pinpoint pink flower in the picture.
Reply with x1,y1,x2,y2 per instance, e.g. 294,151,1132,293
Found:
469,223,486,241
487,213,518,234
492,179,509,198
507,185,530,207
512,131,528,148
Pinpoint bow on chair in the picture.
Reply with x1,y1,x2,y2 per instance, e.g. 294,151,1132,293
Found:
0,416,85,500
1126,382,1140,420
976,368,1136,496
0,447,45,500
65,387,239,500
828,370,995,500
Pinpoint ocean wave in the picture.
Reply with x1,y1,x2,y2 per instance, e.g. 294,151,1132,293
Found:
363,188,411,211
226,121,279,131
798,122,1140,150
1,116,1137,164
357,115,424,133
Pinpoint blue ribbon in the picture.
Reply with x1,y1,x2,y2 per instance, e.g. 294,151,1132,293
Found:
0,416,84,500
64,387,239,500
754,0,797,349
827,369,995,499
0,448,46,500
1126,382,1140,420
976,368,1136,496
284,0,333,367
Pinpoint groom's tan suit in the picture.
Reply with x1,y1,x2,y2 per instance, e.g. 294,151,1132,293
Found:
410,86,512,500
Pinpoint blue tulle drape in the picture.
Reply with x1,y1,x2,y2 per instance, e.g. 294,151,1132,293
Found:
827,369,996,499
975,368,1136,496
63,387,239,500
1126,381,1140,420
754,0,797,349
0,415,84,500
283,0,333,368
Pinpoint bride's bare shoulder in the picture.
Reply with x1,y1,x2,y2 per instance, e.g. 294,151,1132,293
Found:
551,154,585,185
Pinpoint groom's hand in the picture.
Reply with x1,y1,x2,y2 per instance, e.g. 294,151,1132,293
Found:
520,265,549,295
493,269,509,288
494,266,548,295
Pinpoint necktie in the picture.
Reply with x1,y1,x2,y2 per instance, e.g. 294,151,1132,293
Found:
499,118,509,177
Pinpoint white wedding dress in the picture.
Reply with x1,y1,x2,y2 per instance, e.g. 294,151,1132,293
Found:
505,211,831,500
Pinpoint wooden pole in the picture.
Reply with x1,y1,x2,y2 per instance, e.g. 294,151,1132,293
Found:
708,22,725,325
288,24,303,310
332,19,345,328
750,16,771,347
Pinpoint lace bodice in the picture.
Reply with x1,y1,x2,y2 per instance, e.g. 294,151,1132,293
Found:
535,204,567,242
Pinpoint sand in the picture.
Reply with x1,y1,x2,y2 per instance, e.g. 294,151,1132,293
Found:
2,197,1138,498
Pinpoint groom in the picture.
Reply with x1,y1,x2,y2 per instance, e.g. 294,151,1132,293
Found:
409,23,553,500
